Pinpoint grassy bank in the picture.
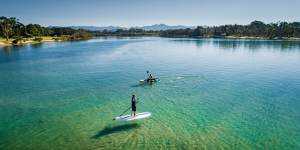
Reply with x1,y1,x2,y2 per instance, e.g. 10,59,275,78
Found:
224,35,300,40
160,35,300,40
0,36,65,47
0,35,94,47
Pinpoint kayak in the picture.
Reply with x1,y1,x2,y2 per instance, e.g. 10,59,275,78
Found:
113,112,151,122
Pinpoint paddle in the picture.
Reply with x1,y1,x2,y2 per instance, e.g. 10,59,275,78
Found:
146,71,150,80
113,98,140,120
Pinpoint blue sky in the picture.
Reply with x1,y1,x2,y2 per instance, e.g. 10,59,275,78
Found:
1,0,300,27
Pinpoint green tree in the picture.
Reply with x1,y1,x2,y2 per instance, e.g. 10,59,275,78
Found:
0,16,17,40
13,22,26,38
26,24,43,37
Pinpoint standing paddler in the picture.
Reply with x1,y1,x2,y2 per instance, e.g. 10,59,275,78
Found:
131,95,137,116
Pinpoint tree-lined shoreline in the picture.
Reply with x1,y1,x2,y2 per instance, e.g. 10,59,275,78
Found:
0,16,94,46
1,16,300,46
161,21,300,39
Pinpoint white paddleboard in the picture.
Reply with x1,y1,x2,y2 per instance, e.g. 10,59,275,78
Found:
139,78,159,83
113,112,151,122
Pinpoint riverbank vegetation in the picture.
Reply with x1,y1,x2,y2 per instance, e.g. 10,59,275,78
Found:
93,28,159,37
161,21,300,39
0,16,93,46
1,16,300,46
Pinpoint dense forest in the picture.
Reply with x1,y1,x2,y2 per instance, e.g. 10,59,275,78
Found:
161,21,300,39
1,16,300,42
0,16,93,42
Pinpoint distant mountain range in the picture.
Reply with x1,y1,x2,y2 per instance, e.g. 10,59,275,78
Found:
50,24,195,31
68,26,126,31
142,24,195,31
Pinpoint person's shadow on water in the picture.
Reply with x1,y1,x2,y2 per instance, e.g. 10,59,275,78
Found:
92,123,140,139
131,83,148,88
131,82,156,88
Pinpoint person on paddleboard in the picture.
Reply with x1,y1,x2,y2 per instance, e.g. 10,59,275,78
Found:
147,74,154,82
131,95,136,116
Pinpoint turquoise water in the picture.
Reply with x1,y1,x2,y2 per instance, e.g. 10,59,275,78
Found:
0,37,300,149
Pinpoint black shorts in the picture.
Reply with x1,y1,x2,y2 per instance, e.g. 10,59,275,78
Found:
132,106,136,111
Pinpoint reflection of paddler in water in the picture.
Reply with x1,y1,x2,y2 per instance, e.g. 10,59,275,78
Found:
131,95,136,116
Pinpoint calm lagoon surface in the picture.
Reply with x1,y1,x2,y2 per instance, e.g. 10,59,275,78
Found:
0,37,300,149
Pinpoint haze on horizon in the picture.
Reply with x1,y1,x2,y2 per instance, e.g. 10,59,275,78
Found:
1,0,300,27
